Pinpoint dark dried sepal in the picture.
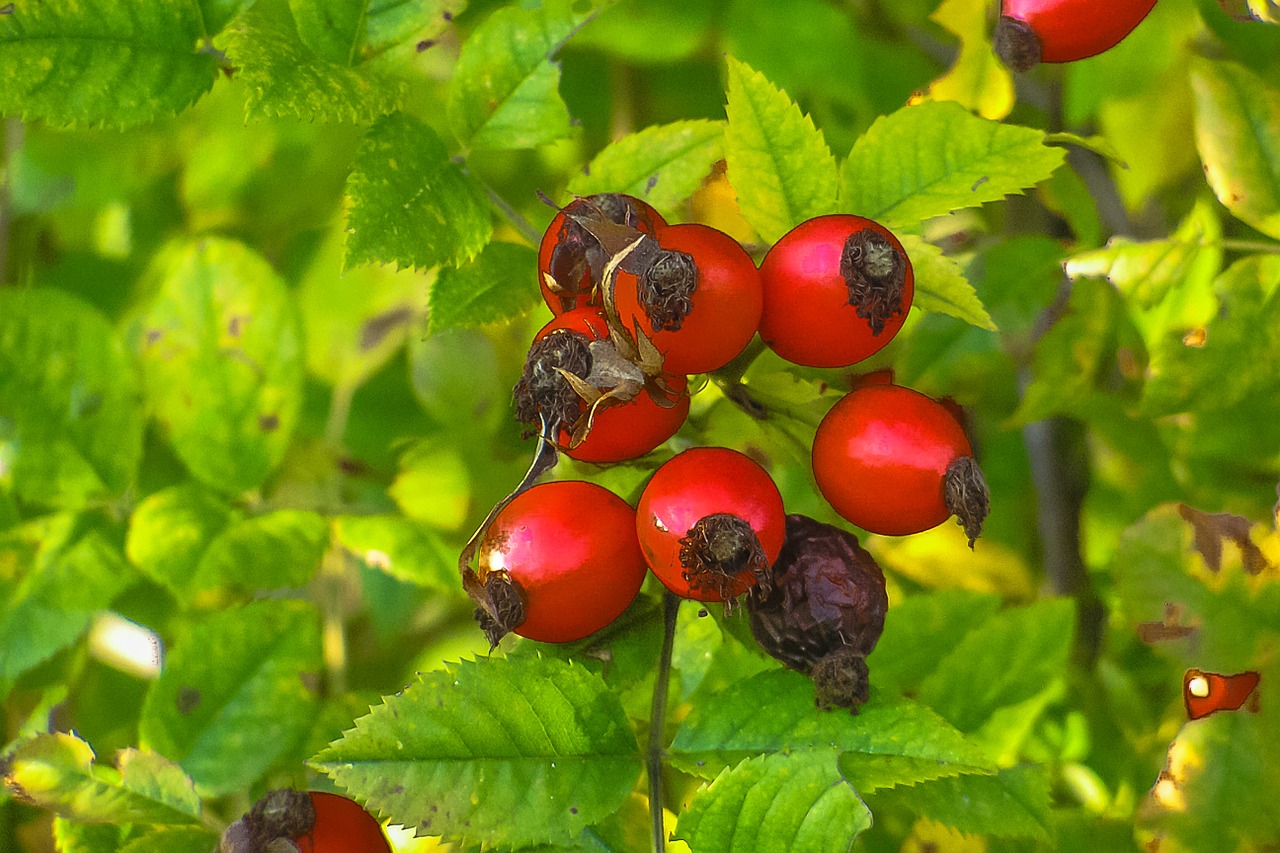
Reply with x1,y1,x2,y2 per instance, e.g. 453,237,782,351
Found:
840,228,907,335
475,573,527,647
679,513,770,603
513,328,593,431
812,648,871,713
220,789,313,852
945,455,990,548
638,249,698,332
993,15,1042,73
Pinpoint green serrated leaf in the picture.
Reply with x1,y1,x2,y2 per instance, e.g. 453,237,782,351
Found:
900,235,997,331
917,599,1076,733
427,242,539,332
723,57,838,243
1143,254,1280,416
0,515,134,695
298,224,427,389
218,4,406,122
675,752,872,853
133,238,304,496
1190,58,1280,239
311,656,642,850
0,0,217,127
198,0,256,37
0,288,143,509
670,669,993,781
568,120,726,217
334,514,458,590
126,483,238,603
446,0,587,150
1066,200,1223,309
841,101,1065,228
345,112,493,271
139,600,322,797
867,589,1001,697
3,733,202,825
869,764,1053,841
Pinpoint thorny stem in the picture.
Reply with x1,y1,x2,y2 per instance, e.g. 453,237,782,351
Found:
648,590,680,853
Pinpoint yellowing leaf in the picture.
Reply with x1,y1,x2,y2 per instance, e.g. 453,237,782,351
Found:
920,0,1013,121
869,523,1035,598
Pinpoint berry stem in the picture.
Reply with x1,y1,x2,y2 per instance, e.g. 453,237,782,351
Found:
647,590,680,853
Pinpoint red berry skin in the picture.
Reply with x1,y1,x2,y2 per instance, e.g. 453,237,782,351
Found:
1000,0,1157,65
295,792,391,853
539,194,666,315
812,385,973,536
758,215,914,369
532,308,689,463
477,481,647,642
614,223,763,375
636,447,786,602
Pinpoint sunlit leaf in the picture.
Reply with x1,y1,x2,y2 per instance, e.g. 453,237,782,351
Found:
311,656,642,850
1190,58,1280,239
134,238,304,495
0,288,143,508
900,235,997,331
446,0,587,150
125,482,237,603
196,509,328,592
675,753,872,853
139,600,322,797
335,514,459,590
345,112,493,272
841,101,1065,228
3,733,202,825
920,0,1014,120
0,0,217,127
568,120,726,218
723,57,838,244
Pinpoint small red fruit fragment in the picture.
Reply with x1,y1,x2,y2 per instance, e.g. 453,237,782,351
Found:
1183,669,1261,721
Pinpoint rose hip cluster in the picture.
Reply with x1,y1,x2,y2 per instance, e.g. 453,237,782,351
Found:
461,193,991,711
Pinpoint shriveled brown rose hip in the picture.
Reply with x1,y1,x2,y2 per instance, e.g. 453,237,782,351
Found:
748,514,888,712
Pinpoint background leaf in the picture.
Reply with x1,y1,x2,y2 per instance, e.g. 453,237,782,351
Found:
840,101,1065,228
1190,58,1280,239
426,241,539,332
3,733,202,825
0,288,143,508
446,0,588,150
311,656,642,850
723,57,838,243
867,765,1053,841
134,238,304,496
0,0,217,127
674,752,872,853
345,112,493,271
125,483,237,604
138,600,323,796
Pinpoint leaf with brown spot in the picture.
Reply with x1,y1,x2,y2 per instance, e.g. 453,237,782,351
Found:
1178,503,1271,575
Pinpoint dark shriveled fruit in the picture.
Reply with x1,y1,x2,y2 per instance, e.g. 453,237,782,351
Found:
748,514,888,712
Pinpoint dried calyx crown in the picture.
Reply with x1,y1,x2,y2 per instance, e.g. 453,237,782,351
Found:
678,513,772,607
840,228,908,335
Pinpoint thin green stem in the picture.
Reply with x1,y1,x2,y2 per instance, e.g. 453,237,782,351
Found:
1217,239,1280,254
480,178,542,246
648,590,680,853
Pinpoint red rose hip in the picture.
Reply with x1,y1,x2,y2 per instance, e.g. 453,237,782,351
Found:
994,0,1158,72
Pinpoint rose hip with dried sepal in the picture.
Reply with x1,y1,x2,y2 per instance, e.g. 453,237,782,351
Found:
539,193,666,314
748,514,888,712
219,789,390,853
994,0,1158,73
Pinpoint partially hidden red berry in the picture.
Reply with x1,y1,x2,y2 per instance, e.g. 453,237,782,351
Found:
994,0,1158,72
613,223,763,375
219,790,390,853
748,514,888,712
759,214,914,368
636,447,785,603
812,385,989,546
475,481,647,644
539,193,666,315
513,307,688,463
